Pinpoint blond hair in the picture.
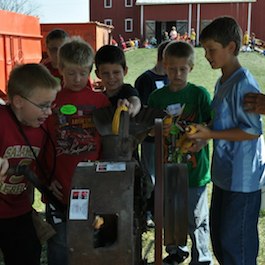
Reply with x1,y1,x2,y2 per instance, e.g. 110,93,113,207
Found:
58,36,94,71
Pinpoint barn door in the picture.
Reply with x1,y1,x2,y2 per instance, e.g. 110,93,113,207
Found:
145,20,156,40
176,20,188,35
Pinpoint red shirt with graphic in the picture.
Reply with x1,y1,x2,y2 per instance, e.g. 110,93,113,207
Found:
0,105,46,218
44,85,110,204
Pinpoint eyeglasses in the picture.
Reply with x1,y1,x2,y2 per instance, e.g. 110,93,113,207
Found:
21,95,56,112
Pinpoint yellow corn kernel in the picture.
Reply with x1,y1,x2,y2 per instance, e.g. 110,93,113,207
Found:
185,124,197,135
163,115,173,125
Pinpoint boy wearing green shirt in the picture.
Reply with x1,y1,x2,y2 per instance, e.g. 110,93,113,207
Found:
148,41,212,265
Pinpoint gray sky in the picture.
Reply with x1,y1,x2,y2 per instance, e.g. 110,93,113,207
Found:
32,0,89,23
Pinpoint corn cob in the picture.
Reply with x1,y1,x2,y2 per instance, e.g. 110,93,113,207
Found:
112,105,129,135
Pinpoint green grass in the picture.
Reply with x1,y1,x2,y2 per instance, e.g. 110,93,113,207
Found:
2,48,265,265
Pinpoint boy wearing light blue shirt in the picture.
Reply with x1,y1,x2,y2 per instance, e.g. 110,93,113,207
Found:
189,16,265,265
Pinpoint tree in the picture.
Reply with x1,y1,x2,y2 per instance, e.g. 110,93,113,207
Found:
0,0,39,16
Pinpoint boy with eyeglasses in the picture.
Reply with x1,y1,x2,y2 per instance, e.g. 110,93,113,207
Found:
0,63,60,265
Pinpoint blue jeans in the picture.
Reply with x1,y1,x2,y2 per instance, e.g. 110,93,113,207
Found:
188,186,213,265
166,186,213,265
46,204,68,265
210,185,261,265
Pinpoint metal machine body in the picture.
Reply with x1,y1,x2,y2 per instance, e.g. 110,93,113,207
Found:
67,161,139,265
66,111,188,265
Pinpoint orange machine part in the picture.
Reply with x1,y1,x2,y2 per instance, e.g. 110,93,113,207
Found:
0,10,42,97
41,22,114,56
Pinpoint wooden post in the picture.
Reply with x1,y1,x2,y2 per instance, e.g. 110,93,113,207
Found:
154,118,164,265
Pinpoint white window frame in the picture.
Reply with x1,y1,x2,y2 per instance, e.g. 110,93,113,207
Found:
104,0,112,8
125,18,133,32
125,0,133,7
104,19,112,26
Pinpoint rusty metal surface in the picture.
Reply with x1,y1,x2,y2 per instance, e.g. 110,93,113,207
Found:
100,135,136,161
67,162,136,265
92,105,166,140
164,163,188,246
154,119,164,265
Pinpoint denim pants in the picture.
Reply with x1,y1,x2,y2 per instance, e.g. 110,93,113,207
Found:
46,204,68,265
210,185,261,265
166,186,213,265
188,186,213,265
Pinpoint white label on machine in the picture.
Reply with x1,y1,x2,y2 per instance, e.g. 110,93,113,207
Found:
77,161,94,167
96,162,126,172
69,189,90,220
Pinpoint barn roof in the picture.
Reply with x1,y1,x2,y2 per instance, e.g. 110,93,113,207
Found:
136,0,256,5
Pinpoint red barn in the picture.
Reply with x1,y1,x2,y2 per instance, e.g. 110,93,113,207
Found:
90,0,264,44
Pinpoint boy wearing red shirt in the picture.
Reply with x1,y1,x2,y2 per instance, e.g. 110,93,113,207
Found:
0,64,60,265
43,28,69,83
44,36,110,265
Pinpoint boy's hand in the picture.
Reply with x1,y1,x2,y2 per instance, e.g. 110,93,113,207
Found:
163,116,173,136
50,180,63,201
0,158,9,178
187,139,209,153
117,98,130,109
187,124,212,140
244,92,265,115
117,98,136,117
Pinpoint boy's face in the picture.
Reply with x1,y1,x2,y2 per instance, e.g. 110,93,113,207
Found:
201,39,234,69
60,64,91,91
14,87,58,128
163,56,192,91
46,38,65,68
95,63,127,94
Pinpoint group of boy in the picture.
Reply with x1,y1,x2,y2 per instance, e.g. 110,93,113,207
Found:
137,16,265,265
0,16,264,265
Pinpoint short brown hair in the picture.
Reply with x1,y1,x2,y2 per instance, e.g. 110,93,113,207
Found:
45,28,69,45
199,16,242,56
164,41,194,67
7,63,60,100
95,45,127,71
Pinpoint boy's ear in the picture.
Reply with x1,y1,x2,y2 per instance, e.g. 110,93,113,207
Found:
95,69,100,79
228,41,236,54
124,66,128,76
12,95,24,109
58,65,63,75
163,59,168,70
